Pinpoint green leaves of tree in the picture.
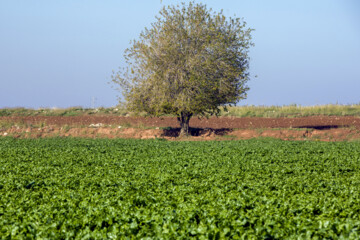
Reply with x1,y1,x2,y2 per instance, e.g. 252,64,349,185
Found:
112,1,253,117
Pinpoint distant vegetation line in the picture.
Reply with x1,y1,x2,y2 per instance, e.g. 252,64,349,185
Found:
1,104,360,118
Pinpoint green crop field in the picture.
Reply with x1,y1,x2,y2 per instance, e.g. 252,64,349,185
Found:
1,138,360,239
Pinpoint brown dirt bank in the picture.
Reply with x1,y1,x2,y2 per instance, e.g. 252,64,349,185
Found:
1,116,360,141
0,126,359,142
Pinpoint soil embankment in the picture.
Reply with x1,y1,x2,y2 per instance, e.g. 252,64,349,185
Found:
1,116,359,141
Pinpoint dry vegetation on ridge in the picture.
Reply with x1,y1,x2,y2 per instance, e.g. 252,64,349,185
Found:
1,104,360,118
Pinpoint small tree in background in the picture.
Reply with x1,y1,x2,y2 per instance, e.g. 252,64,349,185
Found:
112,1,253,136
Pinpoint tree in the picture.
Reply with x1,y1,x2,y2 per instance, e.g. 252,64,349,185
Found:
112,1,253,136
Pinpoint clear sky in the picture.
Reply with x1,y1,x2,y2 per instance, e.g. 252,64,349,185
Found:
1,0,359,108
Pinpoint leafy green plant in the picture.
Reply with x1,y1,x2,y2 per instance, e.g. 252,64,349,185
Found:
1,138,360,238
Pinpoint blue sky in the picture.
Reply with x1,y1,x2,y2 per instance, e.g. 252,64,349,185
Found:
0,0,359,108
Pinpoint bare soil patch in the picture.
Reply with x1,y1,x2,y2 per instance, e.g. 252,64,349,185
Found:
1,116,359,141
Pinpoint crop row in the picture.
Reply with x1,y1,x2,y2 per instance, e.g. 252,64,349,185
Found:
1,138,360,239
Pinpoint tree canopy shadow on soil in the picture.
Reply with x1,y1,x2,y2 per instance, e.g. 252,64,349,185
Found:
161,127,233,138
296,125,350,130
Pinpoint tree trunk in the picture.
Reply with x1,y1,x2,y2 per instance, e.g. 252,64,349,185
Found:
177,112,192,137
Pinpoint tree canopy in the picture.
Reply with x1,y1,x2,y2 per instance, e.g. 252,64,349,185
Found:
112,1,254,135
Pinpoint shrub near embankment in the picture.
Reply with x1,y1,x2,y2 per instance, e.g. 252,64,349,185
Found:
1,138,360,238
